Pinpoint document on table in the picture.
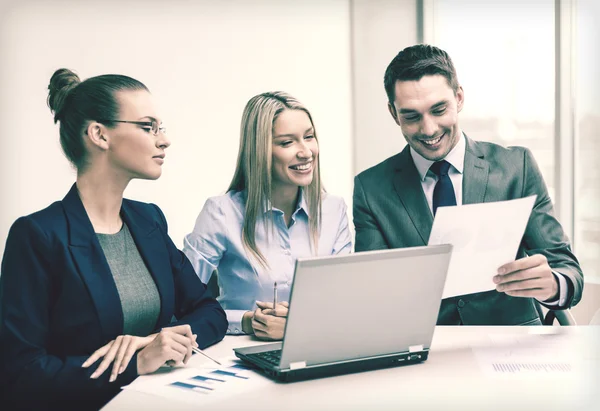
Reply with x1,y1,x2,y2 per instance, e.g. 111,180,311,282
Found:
472,332,579,379
122,358,271,405
428,196,536,299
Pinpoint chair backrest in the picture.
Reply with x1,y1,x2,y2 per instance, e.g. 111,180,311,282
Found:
206,270,220,298
543,309,577,325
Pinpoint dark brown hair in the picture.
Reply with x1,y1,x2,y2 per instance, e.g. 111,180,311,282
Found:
47,68,148,170
384,44,459,104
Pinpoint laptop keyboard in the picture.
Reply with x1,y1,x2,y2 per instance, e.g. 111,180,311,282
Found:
249,349,282,366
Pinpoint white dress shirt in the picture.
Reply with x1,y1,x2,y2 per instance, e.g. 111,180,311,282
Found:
409,133,567,306
183,190,352,334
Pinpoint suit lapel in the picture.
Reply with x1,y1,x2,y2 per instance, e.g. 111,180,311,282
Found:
462,136,489,205
392,147,433,244
63,184,124,341
121,202,173,329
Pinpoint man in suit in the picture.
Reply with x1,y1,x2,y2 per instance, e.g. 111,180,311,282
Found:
353,44,583,325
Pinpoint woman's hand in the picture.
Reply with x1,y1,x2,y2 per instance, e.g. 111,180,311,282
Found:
251,301,289,341
82,324,198,381
136,325,198,375
83,334,156,382
256,300,289,317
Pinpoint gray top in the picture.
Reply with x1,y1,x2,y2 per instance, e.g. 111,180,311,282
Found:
97,224,161,336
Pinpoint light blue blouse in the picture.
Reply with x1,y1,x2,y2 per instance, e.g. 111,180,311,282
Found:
183,190,352,334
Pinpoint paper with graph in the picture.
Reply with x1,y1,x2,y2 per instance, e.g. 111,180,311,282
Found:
472,332,579,379
122,358,271,405
428,196,536,299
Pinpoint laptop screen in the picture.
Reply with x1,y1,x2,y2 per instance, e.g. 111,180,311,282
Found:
279,245,452,369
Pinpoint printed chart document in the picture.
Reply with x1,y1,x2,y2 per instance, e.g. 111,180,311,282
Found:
428,196,536,299
470,330,592,380
122,358,271,405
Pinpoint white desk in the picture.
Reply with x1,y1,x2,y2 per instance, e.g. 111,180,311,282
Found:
104,326,599,411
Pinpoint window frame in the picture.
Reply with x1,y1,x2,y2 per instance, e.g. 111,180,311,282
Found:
419,0,596,282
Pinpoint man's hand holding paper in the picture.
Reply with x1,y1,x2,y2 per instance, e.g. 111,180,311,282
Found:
428,195,538,299
494,254,559,301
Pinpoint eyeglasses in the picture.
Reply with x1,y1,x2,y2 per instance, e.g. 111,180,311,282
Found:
97,119,167,135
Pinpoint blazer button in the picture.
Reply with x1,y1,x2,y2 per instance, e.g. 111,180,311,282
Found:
457,299,466,308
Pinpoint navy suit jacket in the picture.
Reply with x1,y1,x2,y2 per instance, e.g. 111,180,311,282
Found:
0,184,228,410
354,137,583,325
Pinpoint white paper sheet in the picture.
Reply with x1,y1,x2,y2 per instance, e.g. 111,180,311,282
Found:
122,357,272,405
472,332,579,379
428,196,536,298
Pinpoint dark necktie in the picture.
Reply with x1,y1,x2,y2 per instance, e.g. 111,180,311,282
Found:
430,160,456,216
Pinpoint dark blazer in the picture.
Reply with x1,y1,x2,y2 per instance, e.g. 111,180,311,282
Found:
0,184,228,410
353,137,583,325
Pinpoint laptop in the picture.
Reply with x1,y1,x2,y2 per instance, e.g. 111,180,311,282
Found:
234,244,452,382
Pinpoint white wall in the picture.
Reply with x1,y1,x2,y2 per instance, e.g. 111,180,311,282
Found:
0,0,354,253
351,0,418,174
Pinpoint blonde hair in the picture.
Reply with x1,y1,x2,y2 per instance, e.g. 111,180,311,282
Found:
228,91,322,268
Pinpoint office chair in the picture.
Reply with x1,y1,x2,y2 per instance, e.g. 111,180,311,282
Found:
206,270,220,299
534,300,576,325
542,308,577,325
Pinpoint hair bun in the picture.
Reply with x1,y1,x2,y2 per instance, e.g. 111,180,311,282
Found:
47,68,81,123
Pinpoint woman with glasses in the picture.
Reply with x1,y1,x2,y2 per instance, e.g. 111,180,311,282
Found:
0,69,227,410
183,91,352,341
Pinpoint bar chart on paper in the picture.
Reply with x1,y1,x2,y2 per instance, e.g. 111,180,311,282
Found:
123,360,272,405
490,362,572,374
168,364,252,395
472,332,578,379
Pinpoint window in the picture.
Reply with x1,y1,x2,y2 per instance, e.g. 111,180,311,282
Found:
426,0,599,283
430,0,556,197
575,0,600,282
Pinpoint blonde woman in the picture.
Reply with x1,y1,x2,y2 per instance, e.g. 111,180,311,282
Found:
183,92,352,340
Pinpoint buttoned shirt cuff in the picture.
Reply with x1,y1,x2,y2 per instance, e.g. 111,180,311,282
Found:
538,271,568,307
226,309,248,335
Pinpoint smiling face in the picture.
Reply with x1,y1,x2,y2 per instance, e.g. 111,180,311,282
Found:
105,90,170,180
271,108,318,192
388,74,464,161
